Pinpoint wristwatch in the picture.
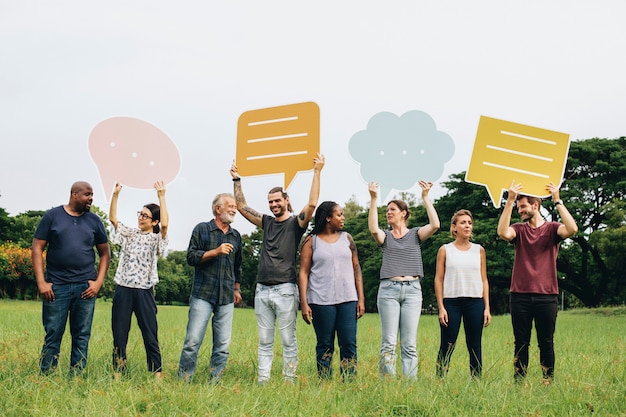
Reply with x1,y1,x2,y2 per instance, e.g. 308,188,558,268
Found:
554,199,563,206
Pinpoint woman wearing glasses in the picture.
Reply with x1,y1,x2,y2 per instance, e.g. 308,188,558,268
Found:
109,181,169,379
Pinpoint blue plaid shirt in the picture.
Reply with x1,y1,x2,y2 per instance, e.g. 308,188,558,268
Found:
186,219,242,305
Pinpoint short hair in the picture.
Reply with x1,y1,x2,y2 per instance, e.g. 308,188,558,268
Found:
516,194,542,206
212,193,235,216
450,209,473,238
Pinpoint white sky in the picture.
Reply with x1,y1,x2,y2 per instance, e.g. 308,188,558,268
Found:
1,0,625,250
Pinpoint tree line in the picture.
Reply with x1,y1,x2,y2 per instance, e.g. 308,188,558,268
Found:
1,137,624,313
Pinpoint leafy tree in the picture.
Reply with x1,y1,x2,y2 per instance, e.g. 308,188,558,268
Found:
8,210,46,248
558,137,626,306
0,242,35,299
240,228,263,306
343,195,365,220
0,208,11,242
155,250,193,304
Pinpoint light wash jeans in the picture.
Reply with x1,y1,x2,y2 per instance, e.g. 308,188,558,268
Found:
40,282,96,375
255,282,299,383
377,279,423,379
178,296,234,382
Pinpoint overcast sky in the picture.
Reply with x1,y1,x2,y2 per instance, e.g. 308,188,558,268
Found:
1,0,625,250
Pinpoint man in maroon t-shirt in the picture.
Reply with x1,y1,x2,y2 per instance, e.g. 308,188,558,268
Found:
497,181,578,384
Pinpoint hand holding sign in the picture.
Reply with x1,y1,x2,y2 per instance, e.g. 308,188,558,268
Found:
465,116,570,208
236,102,320,190
88,117,181,201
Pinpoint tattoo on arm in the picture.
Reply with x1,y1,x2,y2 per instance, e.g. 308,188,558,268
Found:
233,182,244,202
298,212,306,221
243,206,261,219
348,235,357,253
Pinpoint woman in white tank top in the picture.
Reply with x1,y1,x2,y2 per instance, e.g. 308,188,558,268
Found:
434,209,491,378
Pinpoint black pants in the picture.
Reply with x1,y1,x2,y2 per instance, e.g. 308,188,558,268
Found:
112,285,162,373
437,297,485,377
510,293,558,379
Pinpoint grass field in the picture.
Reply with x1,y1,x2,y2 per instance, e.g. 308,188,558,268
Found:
0,300,624,416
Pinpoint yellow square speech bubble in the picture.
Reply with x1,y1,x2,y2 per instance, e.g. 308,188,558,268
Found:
236,102,320,190
466,116,571,208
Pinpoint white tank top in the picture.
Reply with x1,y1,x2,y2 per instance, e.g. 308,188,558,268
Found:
443,242,483,298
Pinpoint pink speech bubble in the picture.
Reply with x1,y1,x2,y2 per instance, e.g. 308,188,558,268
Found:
88,116,181,201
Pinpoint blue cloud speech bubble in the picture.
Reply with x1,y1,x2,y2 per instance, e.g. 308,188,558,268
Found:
349,110,455,201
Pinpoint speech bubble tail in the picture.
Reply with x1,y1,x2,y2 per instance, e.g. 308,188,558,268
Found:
283,169,298,192
486,185,504,209
379,186,393,204
101,176,117,203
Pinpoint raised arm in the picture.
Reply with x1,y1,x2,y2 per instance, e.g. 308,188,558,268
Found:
416,180,440,241
230,162,263,228
155,181,168,238
297,153,325,228
546,182,578,239
497,181,521,242
367,182,386,245
109,182,122,230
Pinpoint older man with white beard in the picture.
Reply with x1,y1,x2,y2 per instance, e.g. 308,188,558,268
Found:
178,193,242,383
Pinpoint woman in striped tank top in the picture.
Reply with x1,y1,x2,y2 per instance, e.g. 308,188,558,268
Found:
368,180,440,379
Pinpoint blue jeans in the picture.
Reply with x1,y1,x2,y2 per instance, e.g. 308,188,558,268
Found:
310,301,358,380
436,297,485,377
40,282,96,374
178,296,234,382
255,282,299,383
510,293,558,380
377,279,422,379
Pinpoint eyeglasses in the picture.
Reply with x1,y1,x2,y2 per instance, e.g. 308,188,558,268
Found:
137,211,153,220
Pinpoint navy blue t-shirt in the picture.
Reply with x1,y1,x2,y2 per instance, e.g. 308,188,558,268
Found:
34,205,109,284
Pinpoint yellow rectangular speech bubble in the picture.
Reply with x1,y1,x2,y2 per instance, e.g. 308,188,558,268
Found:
236,102,320,191
465,116,571,208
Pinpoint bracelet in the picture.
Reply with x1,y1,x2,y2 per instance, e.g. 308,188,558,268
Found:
232,178,241,182
554,199,563,206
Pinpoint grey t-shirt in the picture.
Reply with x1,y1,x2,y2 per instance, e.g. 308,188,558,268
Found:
257,214,306,285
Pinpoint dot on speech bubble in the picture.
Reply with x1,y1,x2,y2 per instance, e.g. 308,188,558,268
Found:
349,110,455,201
236,102,320,191
465,116,570,208
88,116,181,201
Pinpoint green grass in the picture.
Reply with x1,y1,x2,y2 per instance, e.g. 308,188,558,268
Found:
0,300,624,416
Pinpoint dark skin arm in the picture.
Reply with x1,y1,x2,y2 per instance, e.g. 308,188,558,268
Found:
298,236,313,324
81,242,111,299
348,233,365,318
32,238,53,301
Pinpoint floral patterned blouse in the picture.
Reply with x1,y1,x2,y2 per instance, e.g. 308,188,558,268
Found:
112,223,168,289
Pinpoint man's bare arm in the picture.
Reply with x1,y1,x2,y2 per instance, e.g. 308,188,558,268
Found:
231,163,263,228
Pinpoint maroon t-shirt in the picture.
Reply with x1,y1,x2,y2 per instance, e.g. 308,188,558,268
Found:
510,221,562,294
